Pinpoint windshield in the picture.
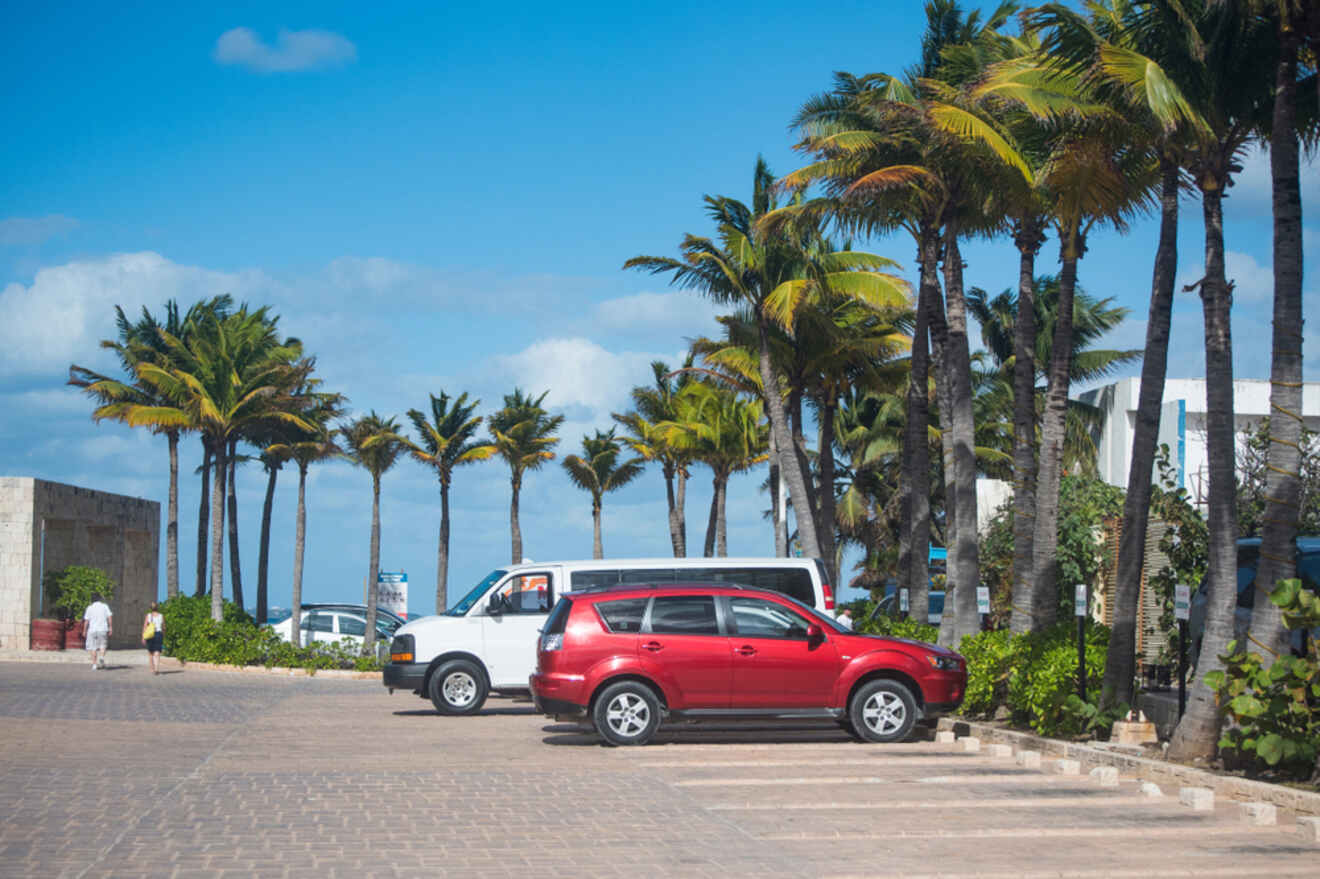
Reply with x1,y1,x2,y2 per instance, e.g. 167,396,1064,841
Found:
446,569,508,616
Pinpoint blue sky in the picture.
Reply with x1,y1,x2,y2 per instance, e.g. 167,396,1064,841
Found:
3,2,1317,616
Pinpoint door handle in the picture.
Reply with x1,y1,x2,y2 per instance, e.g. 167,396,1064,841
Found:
735,645,756,656
642,641,664,652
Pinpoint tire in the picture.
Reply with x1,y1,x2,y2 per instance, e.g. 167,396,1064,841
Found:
592,680,661,746
849,679,918,743
428,659,489,715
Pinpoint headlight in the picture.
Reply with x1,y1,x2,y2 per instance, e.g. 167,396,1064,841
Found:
542,633,563,652
926,653,961,671
389,634,414,663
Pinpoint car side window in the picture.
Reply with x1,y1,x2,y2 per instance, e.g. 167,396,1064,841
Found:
302,612,333,633
648,596,720,635
596,598,648,633
338,615,367,636
729,597,812,639
492,573,554,614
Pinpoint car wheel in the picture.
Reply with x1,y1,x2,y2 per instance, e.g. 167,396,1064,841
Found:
849,679,917,743
592,681,661,746
428,659,488,715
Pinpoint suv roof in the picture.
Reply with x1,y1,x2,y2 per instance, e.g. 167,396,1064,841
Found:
567,580,755,596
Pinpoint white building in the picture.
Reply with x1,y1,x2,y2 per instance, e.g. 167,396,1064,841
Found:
1078,377,1320,505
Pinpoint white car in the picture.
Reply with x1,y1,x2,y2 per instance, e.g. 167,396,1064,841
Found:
270,605,404,650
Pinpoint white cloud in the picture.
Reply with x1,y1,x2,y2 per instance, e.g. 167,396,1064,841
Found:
0,215,78,247
592,290,722,333
1225,144,1320,221
213,27,356,73
0,252,274,377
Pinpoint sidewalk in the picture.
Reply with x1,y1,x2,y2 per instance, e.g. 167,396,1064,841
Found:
0,646,177,667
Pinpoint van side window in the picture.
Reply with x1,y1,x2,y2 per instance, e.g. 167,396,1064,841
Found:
685,567,815,605
619,569,676,585
648,596,719,635
493,573,554,614
571,570,619,589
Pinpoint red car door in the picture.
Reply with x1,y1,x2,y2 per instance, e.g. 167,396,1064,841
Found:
727,596,840,708
641,595,730,709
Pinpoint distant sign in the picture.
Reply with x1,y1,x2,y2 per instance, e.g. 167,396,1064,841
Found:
1174,584,1191,621
899,587,909,613
378,572,408,620
976,587,990,615
1074,584,1087,617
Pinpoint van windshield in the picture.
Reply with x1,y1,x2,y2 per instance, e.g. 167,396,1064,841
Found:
446,569,508,616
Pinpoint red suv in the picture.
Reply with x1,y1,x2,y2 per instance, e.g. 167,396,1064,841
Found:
530,584,966,746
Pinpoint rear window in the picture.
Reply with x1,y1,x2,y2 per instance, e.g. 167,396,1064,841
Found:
596,598,648,633
544,597,573,636
648,595,719,635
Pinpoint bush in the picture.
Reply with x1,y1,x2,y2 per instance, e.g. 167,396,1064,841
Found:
159,594,382,672
852,599,940,643
43,565,116,621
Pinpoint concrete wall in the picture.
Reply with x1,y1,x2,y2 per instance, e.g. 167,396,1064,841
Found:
0,477,159,650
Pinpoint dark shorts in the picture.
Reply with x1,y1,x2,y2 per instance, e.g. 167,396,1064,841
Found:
145,634,163,653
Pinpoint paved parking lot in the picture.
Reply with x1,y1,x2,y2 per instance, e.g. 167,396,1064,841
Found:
1,659,1316,878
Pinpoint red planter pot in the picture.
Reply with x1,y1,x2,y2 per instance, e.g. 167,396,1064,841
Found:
30,618,64,651
63,621,86,651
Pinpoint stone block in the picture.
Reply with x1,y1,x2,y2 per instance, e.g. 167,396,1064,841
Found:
1111,720,1159,746
1052,759,1080,776
1139,782,1163,797
1238,802,1275,825
1015,750,1041,769
1179,787,1214,811
1089,766,1119,787
986,743,1013,758
934,730,956,744
959,736,981,753
1297,816,1320,842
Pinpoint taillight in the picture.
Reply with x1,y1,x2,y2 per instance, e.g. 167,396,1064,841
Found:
823,582,835,610
542,633,563,652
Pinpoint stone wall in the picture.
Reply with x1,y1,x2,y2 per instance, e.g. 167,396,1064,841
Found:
0,477,159,650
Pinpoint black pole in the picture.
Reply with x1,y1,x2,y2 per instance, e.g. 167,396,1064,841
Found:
1077,609,1086,702
1177,618,1188,720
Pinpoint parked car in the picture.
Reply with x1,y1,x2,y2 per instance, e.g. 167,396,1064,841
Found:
270,604,404,650
1188,537,1320,657
870,590,946,626
383,557,836,715
529,583,966,746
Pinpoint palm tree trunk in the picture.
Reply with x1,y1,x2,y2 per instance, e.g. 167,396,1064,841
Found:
905,227,937,626
675,467,688,557
789,384,821,531
437,481,451,614
704,473,719,557
769,433,787,557
291,463,307,647
1031,225,1084,630
256,461,278,625
1249,31,1304,658
942,227,981,645
756,313,821,560
1169,183,1238,761
1009,219,1044,634
663,462,682,557
510,471,523,565
715,474,729,557
208,437,227,622
1101,160,1180,708
592,497,604,559
196,438,211,597
927,259,957,648
226,439,243,612
365,474,382,655
816,399,839,584
166,430,179,599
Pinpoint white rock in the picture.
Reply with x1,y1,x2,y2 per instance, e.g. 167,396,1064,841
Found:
1238,802,1276,825
1089,766,1119,787
1179,787,1214,811
1015,750,1041,769
1052,759,1081,776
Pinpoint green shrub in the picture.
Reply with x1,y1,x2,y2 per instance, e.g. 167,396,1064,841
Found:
159,594,382,672
957,629,1014,716
852,600,940,644
43,565,116,621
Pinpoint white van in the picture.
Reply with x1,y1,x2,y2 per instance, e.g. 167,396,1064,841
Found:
382,557,834,714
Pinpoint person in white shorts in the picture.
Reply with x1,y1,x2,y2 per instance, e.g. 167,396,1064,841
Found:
82,593,113,669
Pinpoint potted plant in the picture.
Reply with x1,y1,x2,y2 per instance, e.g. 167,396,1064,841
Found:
43,565,117,650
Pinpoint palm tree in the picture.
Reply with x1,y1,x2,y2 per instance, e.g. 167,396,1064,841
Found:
68,296,233,599
135,306,306,621
561,428,645,558
488,389,564,564
406,392,496,614
266,387,344,647
341,412,407,654
614,358,696,557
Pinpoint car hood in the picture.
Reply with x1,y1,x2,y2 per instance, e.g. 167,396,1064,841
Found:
851,632,958,655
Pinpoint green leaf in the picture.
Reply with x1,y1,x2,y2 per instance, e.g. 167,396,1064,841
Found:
1257,734,1285,766
1202,670,1225,691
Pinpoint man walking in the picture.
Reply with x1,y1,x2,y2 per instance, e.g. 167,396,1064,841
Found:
83,593,112,669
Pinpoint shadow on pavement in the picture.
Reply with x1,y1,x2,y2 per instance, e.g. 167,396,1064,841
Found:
392,706,540,718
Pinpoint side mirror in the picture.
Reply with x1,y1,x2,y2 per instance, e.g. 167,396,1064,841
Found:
806,624,824,642
486,596,504,616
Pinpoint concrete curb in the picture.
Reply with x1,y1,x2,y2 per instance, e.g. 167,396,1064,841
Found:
939,717,1320,817
174,660,380,680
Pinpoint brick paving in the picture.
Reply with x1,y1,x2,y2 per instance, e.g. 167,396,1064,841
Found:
0,660,1316,878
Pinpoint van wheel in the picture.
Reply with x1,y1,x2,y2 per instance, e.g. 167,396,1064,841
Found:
849,679,917,743
593,681,661,746
428,660,488,715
